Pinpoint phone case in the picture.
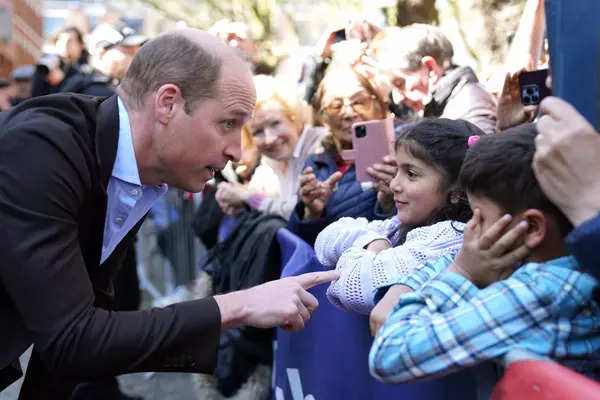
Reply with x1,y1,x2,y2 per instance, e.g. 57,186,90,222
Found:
341,118,395,182
519,69,551,106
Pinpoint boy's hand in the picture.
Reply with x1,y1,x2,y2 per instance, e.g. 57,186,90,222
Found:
448,209,531,287
369,284,413,336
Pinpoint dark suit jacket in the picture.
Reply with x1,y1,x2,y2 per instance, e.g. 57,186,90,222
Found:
0,94,221,398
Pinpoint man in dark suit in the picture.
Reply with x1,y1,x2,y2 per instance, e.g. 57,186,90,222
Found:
0,29,338,399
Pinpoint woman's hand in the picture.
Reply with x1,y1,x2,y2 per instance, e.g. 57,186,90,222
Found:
215,182,250,215
298,167,343,220
367,155,397,214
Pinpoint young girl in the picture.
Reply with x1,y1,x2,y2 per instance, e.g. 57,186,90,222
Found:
315,118,480,314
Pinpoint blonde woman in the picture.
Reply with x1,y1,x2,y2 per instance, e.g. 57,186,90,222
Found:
215,75,326,219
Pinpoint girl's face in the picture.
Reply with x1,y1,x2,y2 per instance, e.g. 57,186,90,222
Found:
249,100,301,161
321,72,385,149
390,144,448,225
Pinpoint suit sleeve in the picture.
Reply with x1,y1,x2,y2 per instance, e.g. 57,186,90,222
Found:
0,113,221,379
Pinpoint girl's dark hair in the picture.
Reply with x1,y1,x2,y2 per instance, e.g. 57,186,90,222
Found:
390,118,480,244
460,123,573,236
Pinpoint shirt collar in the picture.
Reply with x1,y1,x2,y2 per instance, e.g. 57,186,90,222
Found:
531,255,579,270
112,96,141,185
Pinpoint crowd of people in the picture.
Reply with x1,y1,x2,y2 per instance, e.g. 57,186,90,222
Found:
1,0,600,398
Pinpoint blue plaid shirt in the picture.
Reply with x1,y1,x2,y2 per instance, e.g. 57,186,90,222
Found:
369,254,600,383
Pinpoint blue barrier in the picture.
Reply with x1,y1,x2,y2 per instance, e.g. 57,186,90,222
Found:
546,0,600,129
273,228,480,400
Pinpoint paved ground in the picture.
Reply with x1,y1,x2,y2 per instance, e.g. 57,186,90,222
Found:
0,348,201,400
119,372,199,400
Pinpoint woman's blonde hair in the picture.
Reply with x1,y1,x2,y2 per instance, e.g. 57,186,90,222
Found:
243,75,311,140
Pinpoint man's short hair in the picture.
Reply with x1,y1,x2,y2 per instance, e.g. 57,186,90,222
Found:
375,24,454,71
119,32,222,114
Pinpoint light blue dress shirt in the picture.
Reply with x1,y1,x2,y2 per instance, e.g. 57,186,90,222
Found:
101,97,167,264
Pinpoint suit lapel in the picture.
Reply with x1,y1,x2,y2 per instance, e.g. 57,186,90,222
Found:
95,95,120,190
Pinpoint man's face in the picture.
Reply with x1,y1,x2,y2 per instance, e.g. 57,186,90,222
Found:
376,50,431,113
387,66,431,113
154,61,256,192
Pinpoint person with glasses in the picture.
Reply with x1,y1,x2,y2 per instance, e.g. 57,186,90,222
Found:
288,62,397,246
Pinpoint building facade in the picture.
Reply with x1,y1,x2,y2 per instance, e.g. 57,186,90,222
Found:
0,0,44,79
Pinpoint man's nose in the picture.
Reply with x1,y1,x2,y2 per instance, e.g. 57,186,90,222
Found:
224,134,242,163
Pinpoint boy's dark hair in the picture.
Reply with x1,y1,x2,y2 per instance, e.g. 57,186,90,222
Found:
390,118,478,245
460,123,573,236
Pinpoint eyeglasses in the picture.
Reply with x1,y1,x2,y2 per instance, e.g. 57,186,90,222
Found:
321,92,376,117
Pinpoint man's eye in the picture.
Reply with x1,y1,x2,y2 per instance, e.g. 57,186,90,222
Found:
224,120,236,130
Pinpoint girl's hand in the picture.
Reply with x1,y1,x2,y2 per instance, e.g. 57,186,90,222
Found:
365,239,390,254
447,209,530,287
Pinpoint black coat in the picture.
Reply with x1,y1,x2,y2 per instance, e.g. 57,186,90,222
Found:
0,94,221,398
200,210,286,396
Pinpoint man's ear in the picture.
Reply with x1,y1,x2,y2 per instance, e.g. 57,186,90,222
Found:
154,84,183,125
421,56,443,81
521,209,547,249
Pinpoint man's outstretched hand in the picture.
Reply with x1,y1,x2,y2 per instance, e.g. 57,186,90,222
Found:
214,269,340,332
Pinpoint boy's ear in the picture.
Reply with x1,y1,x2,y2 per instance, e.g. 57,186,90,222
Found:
521,209,547,249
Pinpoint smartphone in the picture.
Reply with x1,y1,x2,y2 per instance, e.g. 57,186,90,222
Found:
519,69,551,106
341,118,395,182
332,28,347,43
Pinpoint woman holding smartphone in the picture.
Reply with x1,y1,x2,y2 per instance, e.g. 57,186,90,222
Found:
288,62,397,245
